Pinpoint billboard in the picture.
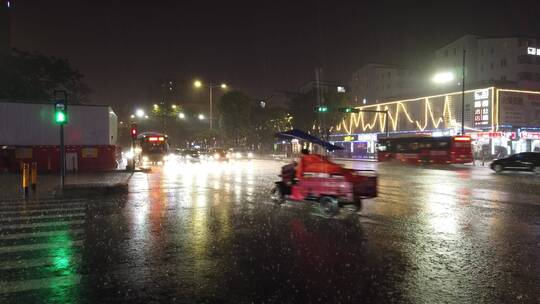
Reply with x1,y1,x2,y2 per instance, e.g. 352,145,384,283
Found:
499,91,540,127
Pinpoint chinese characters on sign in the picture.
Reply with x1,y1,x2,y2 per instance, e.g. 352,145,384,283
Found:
527,47,540,56
474,89,489,126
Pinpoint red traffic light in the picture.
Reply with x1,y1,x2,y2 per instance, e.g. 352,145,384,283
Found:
130,123,137,139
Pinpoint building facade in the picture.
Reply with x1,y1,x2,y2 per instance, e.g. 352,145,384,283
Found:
349,63,419,105
330,87,540,159
433,35,540,91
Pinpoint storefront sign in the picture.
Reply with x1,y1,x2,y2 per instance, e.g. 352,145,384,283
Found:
343,135,355,142
520,131,540,140
499,92,540,127
474,89,490,126
527,47,540,55
470,131,516,140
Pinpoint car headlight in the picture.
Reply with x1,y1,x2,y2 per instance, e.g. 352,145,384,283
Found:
247,152,254,158
125,150,134,159
235,152,242,159
142,156,149,162
214,153,220,159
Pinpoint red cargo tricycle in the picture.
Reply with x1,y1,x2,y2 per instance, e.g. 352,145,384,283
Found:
271,130,377,215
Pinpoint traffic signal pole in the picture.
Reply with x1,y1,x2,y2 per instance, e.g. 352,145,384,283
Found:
60,123,65,188
54,90,67,190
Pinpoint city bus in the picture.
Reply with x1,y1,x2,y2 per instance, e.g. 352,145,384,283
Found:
135,132,170,165
377,135,473,164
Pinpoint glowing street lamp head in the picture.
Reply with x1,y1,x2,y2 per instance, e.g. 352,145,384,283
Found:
220,83,227,89
171,104,177,109
432,71,455,84
198,114,205,120
130,114,135,119
135,109,145,118
178,112,185,119
194,80,202,88
153,104,159,109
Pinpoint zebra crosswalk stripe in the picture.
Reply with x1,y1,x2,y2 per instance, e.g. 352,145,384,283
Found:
0,240,84,254
0,275,82,294
0,219,86,230
0,228,85,241
0,207,86,216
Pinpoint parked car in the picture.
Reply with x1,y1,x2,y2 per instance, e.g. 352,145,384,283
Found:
490,152,540,173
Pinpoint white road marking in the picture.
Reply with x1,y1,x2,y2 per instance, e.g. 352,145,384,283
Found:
0,212,85,223
0,254,82,270
0,219,86,230
0,228,84,241
0,207,86,216
0,274,81,294
0,240,83,254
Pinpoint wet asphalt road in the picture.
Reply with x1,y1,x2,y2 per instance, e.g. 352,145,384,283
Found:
1,159,540,303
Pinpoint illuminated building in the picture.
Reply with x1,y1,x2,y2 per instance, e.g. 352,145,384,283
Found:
330,87,540,159
434,35,540,91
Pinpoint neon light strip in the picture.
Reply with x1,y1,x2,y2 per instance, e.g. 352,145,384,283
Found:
339,87,503,135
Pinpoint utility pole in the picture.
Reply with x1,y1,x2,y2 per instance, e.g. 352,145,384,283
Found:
461,49,466,135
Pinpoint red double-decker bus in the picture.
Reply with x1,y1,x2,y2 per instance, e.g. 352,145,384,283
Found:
377,135,473,164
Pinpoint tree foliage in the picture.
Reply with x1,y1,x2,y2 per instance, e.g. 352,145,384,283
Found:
0,49,90,102
288,88,348,137
217,90,252,145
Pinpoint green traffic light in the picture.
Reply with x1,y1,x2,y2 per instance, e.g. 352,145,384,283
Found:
55,111,66,123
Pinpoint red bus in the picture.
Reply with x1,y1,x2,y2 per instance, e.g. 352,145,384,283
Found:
377,135,473,164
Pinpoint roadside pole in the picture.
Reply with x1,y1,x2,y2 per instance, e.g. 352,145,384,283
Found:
54,90,68,189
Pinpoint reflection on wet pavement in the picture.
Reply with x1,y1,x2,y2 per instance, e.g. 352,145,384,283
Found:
1,160,539,303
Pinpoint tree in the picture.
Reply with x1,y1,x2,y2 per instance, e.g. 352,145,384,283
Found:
217,90,252,146
288,88,348,137
249,106,292,151
0,49,90,103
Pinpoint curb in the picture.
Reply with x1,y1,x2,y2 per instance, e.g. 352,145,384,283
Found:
53,182,129,198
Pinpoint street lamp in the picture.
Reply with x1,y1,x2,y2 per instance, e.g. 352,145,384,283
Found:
179,112,185,119
153,104,159,110
198,114,205,120
130,114,135,119
171,104,177,110
194,80,228,129
432,52,466,135
135,109,145,118
432,71,455,84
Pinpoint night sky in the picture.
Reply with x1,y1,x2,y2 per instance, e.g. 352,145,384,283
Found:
8,0,540,115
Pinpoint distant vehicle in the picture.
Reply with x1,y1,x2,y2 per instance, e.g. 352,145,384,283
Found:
377,135,473,164
490,152,540,173
229,148,255,160
210,148,230,162
135,132,170,165
182,149,200,162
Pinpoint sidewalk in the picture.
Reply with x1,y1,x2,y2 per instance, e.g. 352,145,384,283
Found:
0,171,133,201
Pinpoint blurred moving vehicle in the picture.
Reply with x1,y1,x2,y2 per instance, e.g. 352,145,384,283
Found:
377,135,473,164
135,132,170,165
182,149,200,162
490,152,540,173
272,129,377,215
210,148,230,162
229,148,255,160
